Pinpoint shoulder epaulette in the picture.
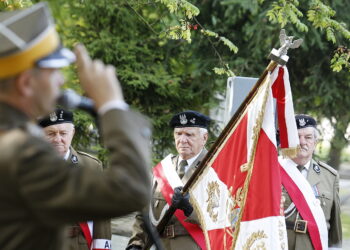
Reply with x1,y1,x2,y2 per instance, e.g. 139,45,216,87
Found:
316,160,338,176
77,151,102,165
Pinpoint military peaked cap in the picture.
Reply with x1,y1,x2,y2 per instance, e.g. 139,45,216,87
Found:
169,110,210,129
38,109,74,128
0,2,75,78
295,114,317,129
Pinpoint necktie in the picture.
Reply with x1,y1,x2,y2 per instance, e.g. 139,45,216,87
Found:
297,165,305,172
178,160,188,178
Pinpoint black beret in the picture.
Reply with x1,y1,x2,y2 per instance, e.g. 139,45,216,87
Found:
169,110,210,129
295,114,317,129
38,109,74,128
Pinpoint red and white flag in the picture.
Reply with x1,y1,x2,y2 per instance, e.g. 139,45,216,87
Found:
189,66,294,250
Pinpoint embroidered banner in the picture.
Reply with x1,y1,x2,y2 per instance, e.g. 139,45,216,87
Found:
189,67,290,249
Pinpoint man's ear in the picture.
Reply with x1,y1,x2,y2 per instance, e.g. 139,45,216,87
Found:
14,70,34,97
203,132,209,144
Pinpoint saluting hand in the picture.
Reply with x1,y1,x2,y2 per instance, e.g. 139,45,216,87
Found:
74,44,124,109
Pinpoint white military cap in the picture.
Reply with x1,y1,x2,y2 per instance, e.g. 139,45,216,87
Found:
0,2,75,78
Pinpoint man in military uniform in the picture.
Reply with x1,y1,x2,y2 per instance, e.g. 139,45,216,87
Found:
38,109,112,250
0,3,151,250
127,110,210,250
282,114,342,249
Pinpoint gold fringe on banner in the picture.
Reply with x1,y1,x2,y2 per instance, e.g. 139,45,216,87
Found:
280,145,300,159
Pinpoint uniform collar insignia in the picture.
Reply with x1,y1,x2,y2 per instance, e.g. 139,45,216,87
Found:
71,155,78,164
313,164,320,174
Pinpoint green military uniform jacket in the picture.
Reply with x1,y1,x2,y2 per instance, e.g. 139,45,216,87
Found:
0,102,151,250
282,159,342,249
127,149,207,250
65,148,111,250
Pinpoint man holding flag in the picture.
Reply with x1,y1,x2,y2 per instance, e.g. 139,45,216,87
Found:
280,114,342,249
127,110,210,250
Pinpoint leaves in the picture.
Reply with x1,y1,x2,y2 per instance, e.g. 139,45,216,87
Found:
266,0,308,32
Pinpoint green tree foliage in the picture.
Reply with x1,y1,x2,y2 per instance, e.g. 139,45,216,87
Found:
0,0,32,11
37,0,237,163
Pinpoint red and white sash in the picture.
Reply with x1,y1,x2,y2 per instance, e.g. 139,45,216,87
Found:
79,222,112,250
279,157,328,249
152,154,206,249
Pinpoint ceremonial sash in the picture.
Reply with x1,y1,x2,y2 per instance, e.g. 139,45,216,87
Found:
79,222,93,249
79,222,112,250
279,157,328,249
152,154,206,249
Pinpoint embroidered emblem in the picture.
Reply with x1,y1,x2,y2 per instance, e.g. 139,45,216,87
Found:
278,220,287,250
206,181,220,222
71,155,78,164
179,114,187,125
298,118,306,127
313,164,320,174
49,112,58,122
190,118,196,124
242,230,268,250
226,186,243,231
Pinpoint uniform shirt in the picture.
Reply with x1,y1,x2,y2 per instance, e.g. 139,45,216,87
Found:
178,150,202,174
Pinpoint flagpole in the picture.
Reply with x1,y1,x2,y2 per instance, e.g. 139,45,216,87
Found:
144,29,303,250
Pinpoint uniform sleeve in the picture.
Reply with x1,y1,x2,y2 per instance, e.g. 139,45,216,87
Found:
16,109,152,226
328,173,342,248
127,212,148,248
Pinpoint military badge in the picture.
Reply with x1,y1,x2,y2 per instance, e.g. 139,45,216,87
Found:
59,110,64,120
190,118,196,124
298,118,306,127
312,184,320,198
313,164,320,174
179,114,188,125
49,112,58,122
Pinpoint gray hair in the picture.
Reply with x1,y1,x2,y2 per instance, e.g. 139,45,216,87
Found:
313,127,320,141
199,127,208,136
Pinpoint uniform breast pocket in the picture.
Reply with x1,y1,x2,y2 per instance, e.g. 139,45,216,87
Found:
318,191,332,219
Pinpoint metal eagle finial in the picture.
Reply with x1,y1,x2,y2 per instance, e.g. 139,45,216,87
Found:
269,29,303,65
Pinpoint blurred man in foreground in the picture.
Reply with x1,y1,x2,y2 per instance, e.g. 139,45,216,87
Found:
0,3,151,250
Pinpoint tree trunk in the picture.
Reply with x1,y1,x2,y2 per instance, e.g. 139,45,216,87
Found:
327,120,348,170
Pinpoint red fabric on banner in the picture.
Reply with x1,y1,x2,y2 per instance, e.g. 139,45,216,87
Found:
79,222,92,249
272,67,288,148
153,162,206,249
243,129,281,221
280,167,322,250
209,114,248,249
207,228,233,250
211,114,248,189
